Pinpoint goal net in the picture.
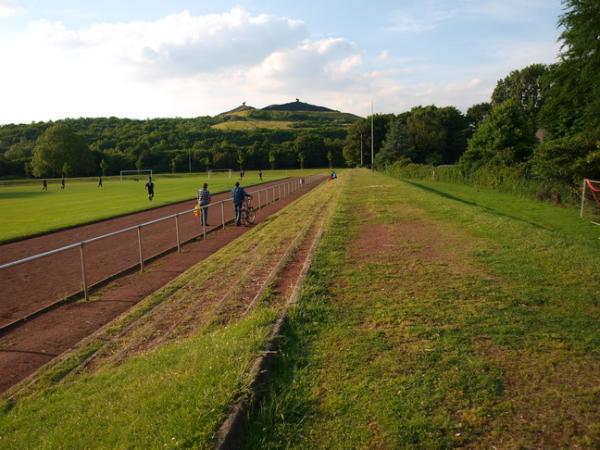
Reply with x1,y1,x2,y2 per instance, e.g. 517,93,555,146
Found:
120,169,153,182
580,178,600,224
207,168,232,179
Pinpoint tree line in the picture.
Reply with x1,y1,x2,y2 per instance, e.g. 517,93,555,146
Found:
369,0,599,193
0,116,346,178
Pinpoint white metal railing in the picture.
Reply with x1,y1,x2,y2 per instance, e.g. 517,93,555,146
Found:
0,175,325,309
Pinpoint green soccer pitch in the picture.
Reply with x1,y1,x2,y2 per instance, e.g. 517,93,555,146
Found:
0,169,324,243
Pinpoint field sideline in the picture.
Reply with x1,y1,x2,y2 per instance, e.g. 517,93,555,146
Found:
0,169,323,243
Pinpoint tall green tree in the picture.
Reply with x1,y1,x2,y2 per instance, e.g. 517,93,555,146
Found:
539,0,600,138
491,64,550,128
342,115,393,167
99,159,108,176
375,119,413,168
460,100,536,171
31,124,94,177
298,151,305,170
268,149,277,170
466,102,492,131
236,148,245,171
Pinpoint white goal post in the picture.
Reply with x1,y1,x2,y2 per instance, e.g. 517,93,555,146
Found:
120,169,153,182
580,178,600,225
207,168,232,179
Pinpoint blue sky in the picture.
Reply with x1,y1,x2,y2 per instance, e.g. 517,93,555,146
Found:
0,0,564,124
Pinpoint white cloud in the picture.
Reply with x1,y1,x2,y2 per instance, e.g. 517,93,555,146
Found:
0,8,318,122
0,5,563,123
0,0,23,17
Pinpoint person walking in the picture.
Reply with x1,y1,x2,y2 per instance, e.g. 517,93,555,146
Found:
258,169,263,181
232,181,251,226
42,179,47,191
98,176,103,187
198,182,211,226
61,175,65,190
145,176,154,201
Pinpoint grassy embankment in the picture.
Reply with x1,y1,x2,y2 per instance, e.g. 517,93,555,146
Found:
0,173,342,448
245,169,600,448
0,169,323,243
212,109,358,131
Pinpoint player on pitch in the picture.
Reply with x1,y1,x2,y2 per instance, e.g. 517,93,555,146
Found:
145,176,154,201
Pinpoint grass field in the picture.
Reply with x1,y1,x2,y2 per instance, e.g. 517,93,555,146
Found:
244,169,600,448
2,169,598,447
0,175,342,448
0,169,322,243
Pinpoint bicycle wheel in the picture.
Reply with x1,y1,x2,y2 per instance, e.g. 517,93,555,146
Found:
245,207,256,224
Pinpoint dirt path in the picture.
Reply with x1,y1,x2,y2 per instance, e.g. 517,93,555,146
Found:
0,177,323,393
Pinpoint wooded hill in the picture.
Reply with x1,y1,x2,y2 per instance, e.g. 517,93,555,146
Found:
0,100,359,178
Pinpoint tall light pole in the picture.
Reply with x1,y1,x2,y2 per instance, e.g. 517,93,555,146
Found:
371,102,374,170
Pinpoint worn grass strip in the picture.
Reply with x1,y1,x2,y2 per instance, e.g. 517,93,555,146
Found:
0,174,342,449
244,169,600,449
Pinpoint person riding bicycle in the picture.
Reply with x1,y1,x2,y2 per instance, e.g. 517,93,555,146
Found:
232,181,252,226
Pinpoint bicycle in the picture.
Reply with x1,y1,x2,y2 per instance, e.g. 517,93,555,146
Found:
241,196,256,225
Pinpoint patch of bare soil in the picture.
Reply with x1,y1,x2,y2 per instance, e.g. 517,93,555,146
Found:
350,218,491,278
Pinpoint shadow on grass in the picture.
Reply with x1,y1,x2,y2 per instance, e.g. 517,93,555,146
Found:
403,179,548,231
0,191,49,200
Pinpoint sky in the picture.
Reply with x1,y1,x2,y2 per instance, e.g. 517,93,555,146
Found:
0,0,565,124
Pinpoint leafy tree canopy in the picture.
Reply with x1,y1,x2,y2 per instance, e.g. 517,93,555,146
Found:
539,0,600,138
460,100,536,171
491,64,550,128
31,124,94,177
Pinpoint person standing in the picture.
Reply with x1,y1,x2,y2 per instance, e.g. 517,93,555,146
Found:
61,175,65,190
259,169,263,181
145,176,154,201
98,176,103,187
198,182,211,226
231,181,251,226
42,179,47,191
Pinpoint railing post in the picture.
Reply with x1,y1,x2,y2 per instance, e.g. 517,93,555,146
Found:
79,242,89,301
175,214,181,252
258,190,261,209
137,226,144,272
221,201,225,229
202,212,207,240
272,186,275,202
